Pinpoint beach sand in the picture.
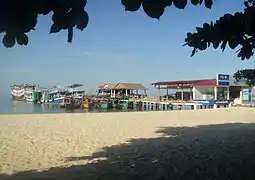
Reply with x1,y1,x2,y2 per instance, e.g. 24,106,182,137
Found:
0,108,255,179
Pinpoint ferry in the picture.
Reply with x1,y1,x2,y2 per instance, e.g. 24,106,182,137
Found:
41,86,66,105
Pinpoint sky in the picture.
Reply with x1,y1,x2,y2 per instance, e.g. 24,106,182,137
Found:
1,0,255,95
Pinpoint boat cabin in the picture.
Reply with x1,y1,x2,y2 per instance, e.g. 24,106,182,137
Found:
66,84,85,97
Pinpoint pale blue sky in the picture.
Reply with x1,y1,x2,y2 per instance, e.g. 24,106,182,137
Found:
1,0,255,95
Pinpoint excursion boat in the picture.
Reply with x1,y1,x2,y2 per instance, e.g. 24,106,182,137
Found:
66,84,85,100
11,84,37,101
41,86,66,105
11,84,26,101
61,84,85,109
24,85,40,102
64,96,83,109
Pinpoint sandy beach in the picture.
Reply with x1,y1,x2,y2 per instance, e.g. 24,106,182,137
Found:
1,108,255,179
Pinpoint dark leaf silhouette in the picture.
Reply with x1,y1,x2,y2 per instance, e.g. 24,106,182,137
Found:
16,34,29,45
2,34,16,48
122,0,142,11
183,0,255,60
50,23,62,34
0,0,88,47
123,0,255,60
142,1,166,19
204,0,213,9
1,0,255,61
191,0,200,5
76,11,89,30
173,0,188,9
68,27,73,43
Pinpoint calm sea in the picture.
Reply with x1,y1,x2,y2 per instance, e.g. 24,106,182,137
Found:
0,93,118,114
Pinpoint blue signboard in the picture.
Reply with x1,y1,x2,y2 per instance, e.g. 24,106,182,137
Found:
217,74,230,86
193,100,229,105
242,89,250,101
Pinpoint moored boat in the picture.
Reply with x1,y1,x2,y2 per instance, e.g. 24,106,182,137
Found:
24,84,38,102
11,84,39,101
64,96,82,109
11,85,25,101
66,84,85,102
41,86,66,105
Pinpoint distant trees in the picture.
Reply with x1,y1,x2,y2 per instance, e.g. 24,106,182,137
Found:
234,69,255,87
2,0,255,61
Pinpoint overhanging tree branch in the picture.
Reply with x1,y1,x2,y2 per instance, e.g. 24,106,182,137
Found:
184,0,255,60
1,0,255,61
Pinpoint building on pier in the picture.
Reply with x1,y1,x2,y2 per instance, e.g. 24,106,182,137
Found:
151,73,251,108
97,83,147,99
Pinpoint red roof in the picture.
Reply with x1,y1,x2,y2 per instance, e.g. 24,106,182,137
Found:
151,79,217,87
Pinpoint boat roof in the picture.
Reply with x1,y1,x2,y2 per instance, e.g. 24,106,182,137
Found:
68,84,83,88
67,89,85,93
11,84,36,87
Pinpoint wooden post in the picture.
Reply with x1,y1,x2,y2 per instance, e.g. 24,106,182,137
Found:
158,85,161,102
214,86,217,100
166,87,169,100
190,87,192,100
181,88,184,101
192,87,196,100
113,90,116,98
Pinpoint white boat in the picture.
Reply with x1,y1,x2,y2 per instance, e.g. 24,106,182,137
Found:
24,85,37,102
11,85,25,100
41,86,66,104
66,84,85,100
11,84,36,101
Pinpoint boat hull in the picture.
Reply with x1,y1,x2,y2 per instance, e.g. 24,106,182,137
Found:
42,97,65,104
11,94,24,101
11,88,25,101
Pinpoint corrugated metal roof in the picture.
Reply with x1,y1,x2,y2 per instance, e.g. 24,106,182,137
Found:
152,79,216,87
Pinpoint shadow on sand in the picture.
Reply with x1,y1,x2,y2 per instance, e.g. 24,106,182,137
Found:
1,123,255,180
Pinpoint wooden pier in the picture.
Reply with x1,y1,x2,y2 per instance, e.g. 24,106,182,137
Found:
127,99,230,111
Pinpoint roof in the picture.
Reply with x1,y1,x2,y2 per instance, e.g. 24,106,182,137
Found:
99,83,147,90
151,79,217,87
114,83,147,90
68,84,83,88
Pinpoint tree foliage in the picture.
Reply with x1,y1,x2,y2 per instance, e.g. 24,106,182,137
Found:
0,0,89,48
1,0,255,61
122,0,255,60
234,69,255,87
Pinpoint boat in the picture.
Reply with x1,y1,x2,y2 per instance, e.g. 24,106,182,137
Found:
66,84,85,102
11,84,39,101
64,96,82,109
24,84,38,102
41,86,66,105
10,84,26,101
82,98,90,109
